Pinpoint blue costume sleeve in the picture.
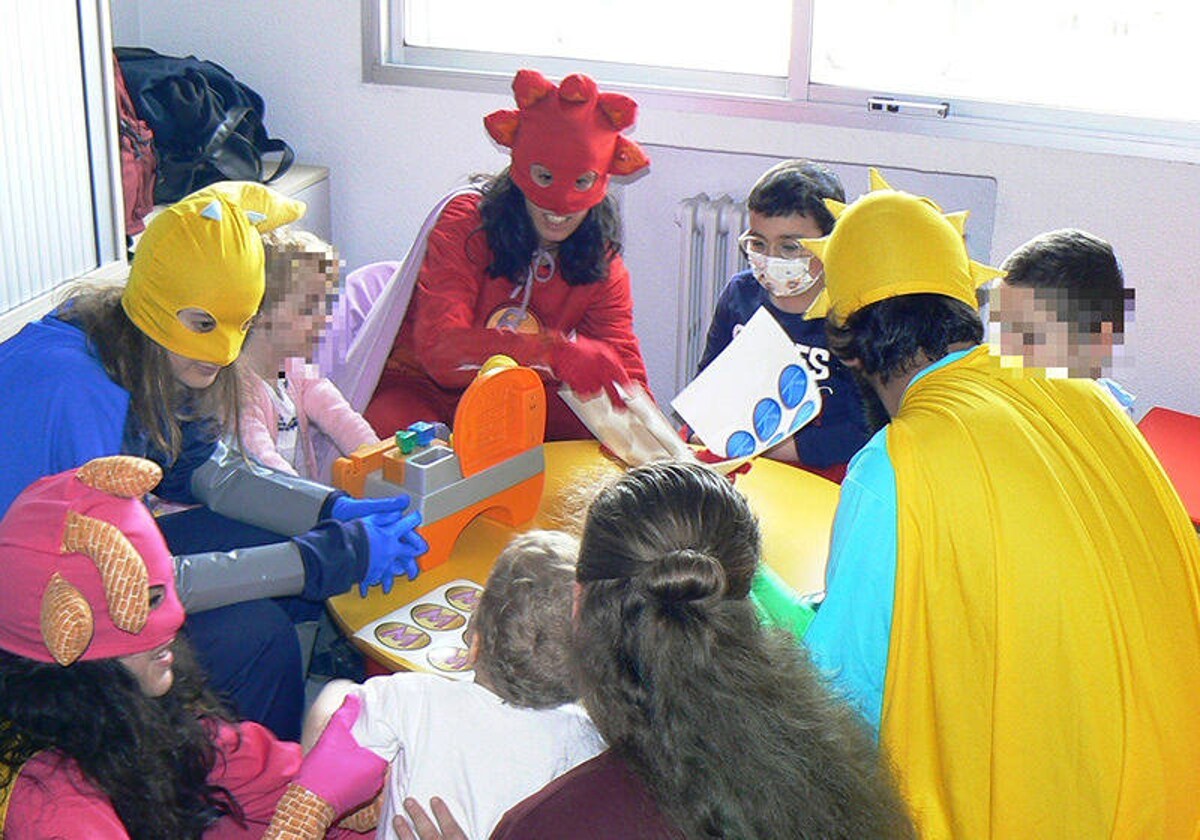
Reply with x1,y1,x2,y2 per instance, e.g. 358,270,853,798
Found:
292,519,370,601
804,352,969,730
144,419,220,503
803,428,898,732
0,317,130,516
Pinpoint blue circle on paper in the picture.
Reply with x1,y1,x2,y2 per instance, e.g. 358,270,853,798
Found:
753,398,782,440
788,400,818,434
778,364,808,408
726,430,755,458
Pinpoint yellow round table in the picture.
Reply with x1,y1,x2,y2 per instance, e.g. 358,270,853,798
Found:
327,440,838,671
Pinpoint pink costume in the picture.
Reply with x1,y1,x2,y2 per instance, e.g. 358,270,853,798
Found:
0,458,374,837
4,720,359,839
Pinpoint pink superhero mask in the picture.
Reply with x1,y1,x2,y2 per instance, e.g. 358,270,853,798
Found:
0,457,185,666
485,69,650,215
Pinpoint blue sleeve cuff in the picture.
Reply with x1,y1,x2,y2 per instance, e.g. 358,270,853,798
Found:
318,490,349,522
292,519,368,601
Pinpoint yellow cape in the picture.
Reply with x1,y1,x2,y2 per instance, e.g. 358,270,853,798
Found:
882,347,1200,838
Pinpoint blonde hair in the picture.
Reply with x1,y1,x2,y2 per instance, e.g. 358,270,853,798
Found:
473,530,580,708
259,227,339,316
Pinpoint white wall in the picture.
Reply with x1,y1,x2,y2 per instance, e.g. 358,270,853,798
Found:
114,1,1200,415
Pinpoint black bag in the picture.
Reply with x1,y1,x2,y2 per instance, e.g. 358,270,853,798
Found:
114,47,294,203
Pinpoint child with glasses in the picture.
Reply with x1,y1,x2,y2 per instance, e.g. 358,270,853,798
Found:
697,159,870,482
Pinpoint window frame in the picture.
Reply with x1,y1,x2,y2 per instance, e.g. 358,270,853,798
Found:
0,0,127,341
363,0,1200,165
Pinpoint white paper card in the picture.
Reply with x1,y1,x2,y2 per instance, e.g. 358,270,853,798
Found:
671,307,822,459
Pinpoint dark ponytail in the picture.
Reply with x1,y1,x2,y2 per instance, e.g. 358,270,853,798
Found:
574,461,915,839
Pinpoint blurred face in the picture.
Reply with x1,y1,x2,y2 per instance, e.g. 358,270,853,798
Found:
264,254,338,358
117,585,176,697
991,283,1112,376
524,195,589,246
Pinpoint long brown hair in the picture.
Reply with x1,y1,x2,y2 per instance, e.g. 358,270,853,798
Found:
575,461,915,839
60,285,244,461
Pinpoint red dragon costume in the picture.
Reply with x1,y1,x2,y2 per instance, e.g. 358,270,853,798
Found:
365,69,651,440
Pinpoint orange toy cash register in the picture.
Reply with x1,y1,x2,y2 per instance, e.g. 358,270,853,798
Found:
332,356,547,570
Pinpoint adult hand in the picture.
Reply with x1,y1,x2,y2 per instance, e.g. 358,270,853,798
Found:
293,694,387,818
550,335,631,404
393,797,468,840
331,493,413,522
358,507,428,596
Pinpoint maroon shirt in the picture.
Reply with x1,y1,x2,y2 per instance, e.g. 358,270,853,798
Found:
491,750,683,840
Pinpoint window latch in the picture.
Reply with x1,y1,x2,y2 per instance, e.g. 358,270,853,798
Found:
867,97,950,119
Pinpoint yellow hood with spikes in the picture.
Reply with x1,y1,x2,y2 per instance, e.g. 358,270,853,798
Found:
802,169,1003,323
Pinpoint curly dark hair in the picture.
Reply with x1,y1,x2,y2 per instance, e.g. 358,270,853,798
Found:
58,285,243,462
474,168,622,287
574,461,915,839
0,641,241,839
826,294,984,386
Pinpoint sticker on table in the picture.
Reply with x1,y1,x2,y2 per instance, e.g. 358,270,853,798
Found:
374,622,431,651
354,579,482,681
427,645,472,673
445,584,482,613
411,603,467,632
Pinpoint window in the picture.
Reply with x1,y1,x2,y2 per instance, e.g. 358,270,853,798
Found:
0,0,125,338
365,0,1200,160
809,1,1200,138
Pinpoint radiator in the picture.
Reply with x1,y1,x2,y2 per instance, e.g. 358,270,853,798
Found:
675,193,749,384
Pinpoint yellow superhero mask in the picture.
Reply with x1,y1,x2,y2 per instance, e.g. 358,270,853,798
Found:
122,182,306,365
802,169,1003,324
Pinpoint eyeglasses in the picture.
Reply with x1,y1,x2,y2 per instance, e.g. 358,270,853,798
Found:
737,232,812,261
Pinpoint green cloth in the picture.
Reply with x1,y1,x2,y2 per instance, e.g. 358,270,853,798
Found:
750,564,817,641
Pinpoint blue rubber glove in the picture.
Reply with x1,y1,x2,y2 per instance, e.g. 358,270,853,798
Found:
331,493,414,522
358,507,428,597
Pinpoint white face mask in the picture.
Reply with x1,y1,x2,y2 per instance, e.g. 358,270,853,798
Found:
747,252,822,298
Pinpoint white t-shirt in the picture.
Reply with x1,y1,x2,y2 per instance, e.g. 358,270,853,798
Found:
351,673,604,840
